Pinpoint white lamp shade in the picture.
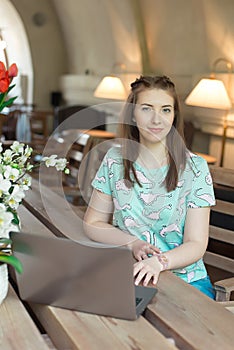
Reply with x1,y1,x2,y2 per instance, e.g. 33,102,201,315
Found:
185,78,232,110
94,76,126,100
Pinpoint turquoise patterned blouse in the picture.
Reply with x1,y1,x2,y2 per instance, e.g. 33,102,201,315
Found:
92,147,216,283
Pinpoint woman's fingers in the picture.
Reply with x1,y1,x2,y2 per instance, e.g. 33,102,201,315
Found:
133,257,160,286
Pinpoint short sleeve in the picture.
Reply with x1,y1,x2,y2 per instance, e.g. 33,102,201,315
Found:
186,155,216,208
91,147,122,196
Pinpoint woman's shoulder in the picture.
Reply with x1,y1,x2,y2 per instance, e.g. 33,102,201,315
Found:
186,151,209,166
105,144,122,159
185,151,210,175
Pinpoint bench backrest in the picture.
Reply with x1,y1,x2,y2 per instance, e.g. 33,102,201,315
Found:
204,166,234,283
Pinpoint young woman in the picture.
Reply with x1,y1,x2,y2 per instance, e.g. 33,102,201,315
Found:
83,75,216,299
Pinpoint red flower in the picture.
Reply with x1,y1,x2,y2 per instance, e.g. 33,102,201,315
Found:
0,62,10,93
0,61,18,111
8,63,18,78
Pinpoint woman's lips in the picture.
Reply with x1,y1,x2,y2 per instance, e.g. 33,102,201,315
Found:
148,127,163,134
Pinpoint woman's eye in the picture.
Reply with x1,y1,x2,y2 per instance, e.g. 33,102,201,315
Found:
141,106,152,112
162,107,171,113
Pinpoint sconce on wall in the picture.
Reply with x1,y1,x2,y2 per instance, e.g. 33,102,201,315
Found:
185,58,233,167
94,63,127,100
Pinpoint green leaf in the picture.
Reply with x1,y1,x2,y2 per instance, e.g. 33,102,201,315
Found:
2,96,18,108
7,84,16,93
0,92,6,105
0,255,23,274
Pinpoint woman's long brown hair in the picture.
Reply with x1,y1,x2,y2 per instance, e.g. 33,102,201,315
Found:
118,75,187,192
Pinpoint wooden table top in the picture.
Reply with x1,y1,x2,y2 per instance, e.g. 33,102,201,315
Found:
1,179,233,350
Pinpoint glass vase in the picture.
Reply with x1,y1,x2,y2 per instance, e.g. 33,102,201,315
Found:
0,263,8,305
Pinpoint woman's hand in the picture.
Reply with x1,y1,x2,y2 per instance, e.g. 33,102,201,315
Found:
133,256,163,286
131,239,161,261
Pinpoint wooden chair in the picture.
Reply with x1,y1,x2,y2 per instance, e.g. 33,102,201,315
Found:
55,129,92,205
29,110,53,143
204,165,234,310
58,129,117,206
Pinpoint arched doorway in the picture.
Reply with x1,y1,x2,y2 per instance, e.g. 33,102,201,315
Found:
0,0,33,105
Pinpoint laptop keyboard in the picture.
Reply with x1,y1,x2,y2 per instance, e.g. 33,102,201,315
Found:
135,297,143,306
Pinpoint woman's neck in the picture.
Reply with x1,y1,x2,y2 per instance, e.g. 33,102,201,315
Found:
137,142,168,169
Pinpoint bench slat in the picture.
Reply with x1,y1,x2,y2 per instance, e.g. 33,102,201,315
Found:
0,285,50,350
209,166,234,187
209,225,234,244
204,252,234,274
213,199,234,216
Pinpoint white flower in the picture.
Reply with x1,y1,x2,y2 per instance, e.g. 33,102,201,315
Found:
3,149,13,163
0,174,11,195
23,145,33,158
18,173,32,191
42,155,58,167
4,165,20,181
6,185,25,210
0,143,3,153
11,141,24,154
55,158,67,171
0,204,14,237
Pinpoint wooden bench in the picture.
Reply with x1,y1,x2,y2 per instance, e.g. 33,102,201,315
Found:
204,166,234,302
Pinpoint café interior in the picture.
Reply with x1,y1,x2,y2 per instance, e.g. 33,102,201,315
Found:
0,1,233,349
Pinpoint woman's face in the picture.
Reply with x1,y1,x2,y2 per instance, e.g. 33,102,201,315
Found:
133,88,174,147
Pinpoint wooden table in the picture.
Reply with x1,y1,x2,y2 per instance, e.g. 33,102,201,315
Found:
1,179,234,350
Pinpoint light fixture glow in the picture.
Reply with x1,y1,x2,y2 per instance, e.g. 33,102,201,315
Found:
94,76,127,100
185,78,232,110
185,57,233,167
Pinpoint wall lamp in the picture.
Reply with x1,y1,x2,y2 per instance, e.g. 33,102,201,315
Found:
185,58,233,167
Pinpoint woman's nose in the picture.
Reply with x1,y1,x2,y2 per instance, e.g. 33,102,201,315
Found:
151,110,161,124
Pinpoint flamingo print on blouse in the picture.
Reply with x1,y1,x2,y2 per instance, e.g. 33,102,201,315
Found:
104,156,119,170
139,191,172,205
187,271,195,283
195,188,215,205
134,170,154,189
141,230,160,247
205,173,213,185
115,179,131,194
94,175,106,183
124,216,149,229
159,223,181,237
177,191,191,216
141,230,151,243
187,201,199,208
143,204,172,220
177,179,185,188
113,197,131,210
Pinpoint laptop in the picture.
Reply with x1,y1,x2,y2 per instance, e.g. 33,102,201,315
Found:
10,231,157,320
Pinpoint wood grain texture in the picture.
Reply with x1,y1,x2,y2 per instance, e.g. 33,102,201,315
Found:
145,272,234,350
0,286,50,350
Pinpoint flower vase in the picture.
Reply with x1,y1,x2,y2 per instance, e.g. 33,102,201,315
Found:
0,220,20,306
0,263,8,305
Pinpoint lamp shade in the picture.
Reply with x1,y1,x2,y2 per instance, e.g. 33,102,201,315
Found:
94,76,126,100
185,78,232,110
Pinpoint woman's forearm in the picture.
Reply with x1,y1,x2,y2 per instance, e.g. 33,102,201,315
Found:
163,240,208,271
83,221,138,247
